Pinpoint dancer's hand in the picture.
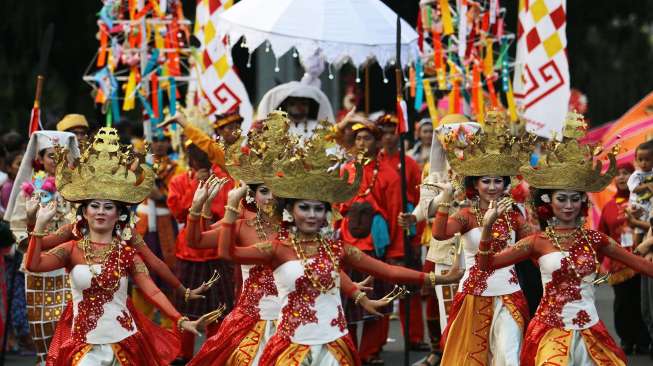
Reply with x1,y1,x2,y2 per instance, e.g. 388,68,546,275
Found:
26,195,40,221
358,296,390,317
206,177,228,206
179,319,201,336
191,175,216,212
226,182,248,208
431,182,454,204
34,201,57,232
354,276,374,292
482,198,512,228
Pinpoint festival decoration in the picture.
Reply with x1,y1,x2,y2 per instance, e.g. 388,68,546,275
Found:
513,0,570,139
189,0,254,133
83,0,192,127
416,0,516,125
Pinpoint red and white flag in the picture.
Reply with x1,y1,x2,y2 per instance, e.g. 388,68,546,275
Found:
28,102,41,136
396,97,409,135
191,0,253,132
513,0,570,139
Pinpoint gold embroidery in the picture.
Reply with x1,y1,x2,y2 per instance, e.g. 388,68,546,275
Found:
131,234,145,249
54,225,69,238
513,237,533,252
452,212,468,229
255,241,274,255
132,260,149,274
345,245,363,262
46,246,69,262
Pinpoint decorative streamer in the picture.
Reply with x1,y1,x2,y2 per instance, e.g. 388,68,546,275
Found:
487,75,499,107
507,79,518,122
169,78,177,115
151,72,159,119
137,92,154,118
123,67,137,111
414,60,424,111
156,71,164,122
98,24,108,67
458,0,468,61
423,80,439,126
409,66,416,98
439,0,454,35
483,39,494,76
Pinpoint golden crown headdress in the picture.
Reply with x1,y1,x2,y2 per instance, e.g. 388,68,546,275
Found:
261,111,362,203
54,127,155,204
440,110,533,177
519,113,617,192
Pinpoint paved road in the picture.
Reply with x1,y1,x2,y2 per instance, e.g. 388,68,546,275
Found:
3,285,651,365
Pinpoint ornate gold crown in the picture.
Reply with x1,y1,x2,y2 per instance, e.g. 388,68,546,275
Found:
441,110,533,177
55,127,155,204
261,111,362,203
519,113,617,192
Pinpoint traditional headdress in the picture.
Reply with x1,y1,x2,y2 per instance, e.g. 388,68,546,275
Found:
440,110,531,177
261,112,361,203
55,127,155,204
520,113,617,192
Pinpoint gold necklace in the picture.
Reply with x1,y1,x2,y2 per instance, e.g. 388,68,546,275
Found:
80,236,122,292
254,212,278,241
472,200,514,236
290,233,339,293
544,226,600,279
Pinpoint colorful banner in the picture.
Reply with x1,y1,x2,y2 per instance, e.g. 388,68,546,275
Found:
192,0,253,132
513,0,570,139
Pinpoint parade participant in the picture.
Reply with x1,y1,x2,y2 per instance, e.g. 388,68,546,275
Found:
477,114,653,365
375,113,427,351
213,119,457,365
335,119,402,364
432,111,533,365
257,80,335,138
186,112,388,366
24,129,204,365
132,126,184,326
408,118,434,168
167,142,235,362
3,130,78,365
398,114,470,366
598,161,651,354
55,114,90,144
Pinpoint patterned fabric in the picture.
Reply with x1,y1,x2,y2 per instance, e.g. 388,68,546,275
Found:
513,0,570,138
173,258,234,318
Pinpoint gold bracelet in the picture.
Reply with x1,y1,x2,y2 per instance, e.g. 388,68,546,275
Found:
225,205,239,214
477,248,493,256
201,212,213,220
428,272,437,287
29,230,48,238
189,209,201,218
184,288,191,303
177,316,190,332
437,202,452,208
353,291,367,305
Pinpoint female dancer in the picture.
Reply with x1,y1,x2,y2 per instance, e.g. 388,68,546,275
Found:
24,128,204,365
431,113,533,365
186,114,390,365
477,124,653,365
210,118,460,365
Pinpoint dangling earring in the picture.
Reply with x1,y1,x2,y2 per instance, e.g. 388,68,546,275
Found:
115,223,122,237
282,209,294,223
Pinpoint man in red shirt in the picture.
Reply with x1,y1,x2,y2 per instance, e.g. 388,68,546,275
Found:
598,161,650,355
375,114,428,352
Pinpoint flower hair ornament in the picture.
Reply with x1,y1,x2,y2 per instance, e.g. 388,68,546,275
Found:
21,171,57,204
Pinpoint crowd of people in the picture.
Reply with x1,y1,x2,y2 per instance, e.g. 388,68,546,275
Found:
1,79,653,366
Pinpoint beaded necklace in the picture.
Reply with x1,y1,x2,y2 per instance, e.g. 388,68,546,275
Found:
544,226,600,279
80,236,122,291
472,199,514,240
290,233,339,293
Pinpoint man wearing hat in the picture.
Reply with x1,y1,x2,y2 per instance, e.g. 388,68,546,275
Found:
56,114,90,144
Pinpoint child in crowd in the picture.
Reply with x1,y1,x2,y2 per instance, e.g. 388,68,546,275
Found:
628,140,653,245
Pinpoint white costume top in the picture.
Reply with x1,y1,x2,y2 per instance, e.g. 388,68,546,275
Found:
240,264,281,320
458,226,521,297
70,264,136,344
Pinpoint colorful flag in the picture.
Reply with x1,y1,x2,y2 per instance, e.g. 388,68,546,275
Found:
192,0,253,132
28,103,41,136
396,98,409,135
513,0,570,139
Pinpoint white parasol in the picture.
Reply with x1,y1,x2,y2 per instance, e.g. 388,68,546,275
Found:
218,0,419,73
